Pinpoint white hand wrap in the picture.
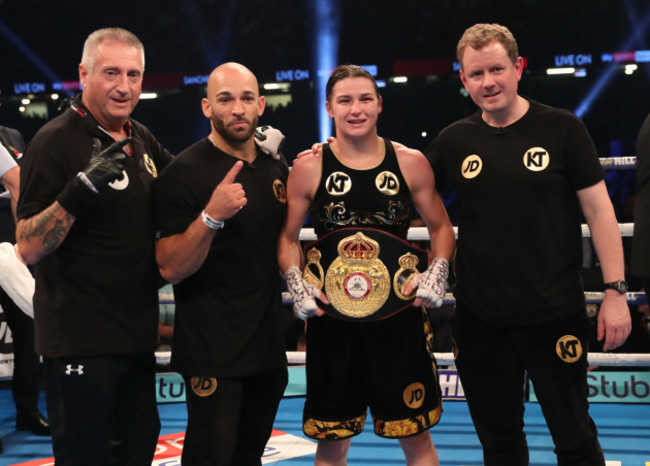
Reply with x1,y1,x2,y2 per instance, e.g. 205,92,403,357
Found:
254,126,285,160
411,257,449,308
284,266,322,320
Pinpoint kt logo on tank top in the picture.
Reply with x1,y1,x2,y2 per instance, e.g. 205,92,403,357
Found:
325,171,351,196
523,147,550,171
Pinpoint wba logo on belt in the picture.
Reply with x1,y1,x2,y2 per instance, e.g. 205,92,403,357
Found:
303,228,428,321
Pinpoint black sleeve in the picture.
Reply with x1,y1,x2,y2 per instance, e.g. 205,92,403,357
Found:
424,134,448,191
153,157,201,240
562,113,604,191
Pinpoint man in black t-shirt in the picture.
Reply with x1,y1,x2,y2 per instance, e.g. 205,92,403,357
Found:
154,62,289,466
16,28,172,465
425,23,631,466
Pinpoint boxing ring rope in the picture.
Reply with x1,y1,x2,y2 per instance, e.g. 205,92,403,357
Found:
298,223,635,242
155,350,650,368
156,155,650,368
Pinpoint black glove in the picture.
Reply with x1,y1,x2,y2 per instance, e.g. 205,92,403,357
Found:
56,137,131,217
83,137,130,191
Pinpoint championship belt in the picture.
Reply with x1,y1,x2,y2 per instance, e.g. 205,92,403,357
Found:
303,227,428,322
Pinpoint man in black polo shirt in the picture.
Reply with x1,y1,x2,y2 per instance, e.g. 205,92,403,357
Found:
16,28,173,465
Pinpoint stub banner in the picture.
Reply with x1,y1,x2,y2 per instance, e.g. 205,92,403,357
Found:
11,430,317,466
0,304,15,379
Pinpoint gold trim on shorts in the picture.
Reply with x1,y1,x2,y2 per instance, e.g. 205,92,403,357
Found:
303,412,367,440
373,405,443,438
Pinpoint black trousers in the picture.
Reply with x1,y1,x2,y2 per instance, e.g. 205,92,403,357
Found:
453,304,605,466
182,366,288,466
44,352,160,466
0,289,40,415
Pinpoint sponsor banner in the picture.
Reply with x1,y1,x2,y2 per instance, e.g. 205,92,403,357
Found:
11,430,316,466
156,366,308,404
0,305,15,380
530,371,650,403
156,372,186,403
439,369,466,400
442,368,650,404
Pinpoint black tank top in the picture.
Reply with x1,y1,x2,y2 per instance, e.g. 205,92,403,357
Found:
310,138,413,239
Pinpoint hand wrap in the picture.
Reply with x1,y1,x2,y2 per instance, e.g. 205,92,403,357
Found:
254,126,285,160
410,257,449,308
284,266,323,320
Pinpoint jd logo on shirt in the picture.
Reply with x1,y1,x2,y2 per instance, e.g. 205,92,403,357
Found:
461,154,482,179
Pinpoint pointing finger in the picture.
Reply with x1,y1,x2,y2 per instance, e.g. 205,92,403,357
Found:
221,161,244,185
111,137,132,151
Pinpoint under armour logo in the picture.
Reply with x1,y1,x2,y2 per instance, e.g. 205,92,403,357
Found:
65,364,84,375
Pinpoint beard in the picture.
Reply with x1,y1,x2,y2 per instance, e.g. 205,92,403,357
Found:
212,113,259,144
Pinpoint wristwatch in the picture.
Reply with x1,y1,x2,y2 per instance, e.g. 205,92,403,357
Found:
603,280,628,295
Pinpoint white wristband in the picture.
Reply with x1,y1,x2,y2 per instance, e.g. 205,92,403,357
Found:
201,210,224,230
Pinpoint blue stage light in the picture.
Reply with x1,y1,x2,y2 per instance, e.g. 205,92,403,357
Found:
311,0,340,141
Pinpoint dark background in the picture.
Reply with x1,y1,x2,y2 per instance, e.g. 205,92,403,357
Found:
0,0,648,222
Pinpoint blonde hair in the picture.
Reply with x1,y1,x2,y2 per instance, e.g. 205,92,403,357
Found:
457,23,518,70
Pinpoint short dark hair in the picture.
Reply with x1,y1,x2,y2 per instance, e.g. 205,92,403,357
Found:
325,64,381,102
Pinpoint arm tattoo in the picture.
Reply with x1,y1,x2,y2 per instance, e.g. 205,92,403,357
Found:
20,204,74,255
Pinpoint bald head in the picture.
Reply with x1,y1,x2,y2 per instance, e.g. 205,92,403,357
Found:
207,62,260,99
202,62,265,148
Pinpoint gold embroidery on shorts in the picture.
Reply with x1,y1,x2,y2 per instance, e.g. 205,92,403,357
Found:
303,413,366,440
374,406,442,438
